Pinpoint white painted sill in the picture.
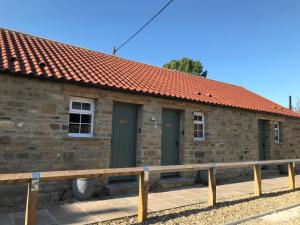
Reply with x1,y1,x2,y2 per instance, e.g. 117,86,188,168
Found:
63,135,100,140
193,138,205,142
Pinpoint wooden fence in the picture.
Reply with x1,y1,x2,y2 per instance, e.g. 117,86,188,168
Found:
0,159,299,225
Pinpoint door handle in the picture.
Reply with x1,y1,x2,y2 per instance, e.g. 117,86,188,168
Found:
175,141,179,147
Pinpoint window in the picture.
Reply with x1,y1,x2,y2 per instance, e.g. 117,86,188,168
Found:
194,112,205,140
68,97,95,137
274,122,280,143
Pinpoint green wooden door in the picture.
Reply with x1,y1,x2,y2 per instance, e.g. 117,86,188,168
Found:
110,102,138,181
258,120,266,161
161,108,180,177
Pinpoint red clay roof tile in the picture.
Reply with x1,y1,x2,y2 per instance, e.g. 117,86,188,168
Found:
0,28,299,118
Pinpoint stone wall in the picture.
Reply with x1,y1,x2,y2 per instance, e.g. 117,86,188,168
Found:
1,73,300,205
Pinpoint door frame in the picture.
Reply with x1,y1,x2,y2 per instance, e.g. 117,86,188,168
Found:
110,101,139,182
161,108,181,177
258,119,267,161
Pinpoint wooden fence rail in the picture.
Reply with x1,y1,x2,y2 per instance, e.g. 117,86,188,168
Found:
0,159,300,225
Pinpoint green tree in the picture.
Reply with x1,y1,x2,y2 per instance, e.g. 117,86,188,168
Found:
163,58,207,78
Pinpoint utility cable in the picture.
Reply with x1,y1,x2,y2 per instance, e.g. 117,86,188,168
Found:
113,0,174,55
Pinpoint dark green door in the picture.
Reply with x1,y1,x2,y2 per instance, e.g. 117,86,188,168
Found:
258,120,266,161
110,102,138,181
161,108,180,177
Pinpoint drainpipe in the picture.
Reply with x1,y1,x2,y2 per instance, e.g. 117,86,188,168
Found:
289,96,292,110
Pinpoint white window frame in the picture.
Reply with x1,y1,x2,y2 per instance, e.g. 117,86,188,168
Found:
68,97,95,138
274,122,280,143
193,112,205,141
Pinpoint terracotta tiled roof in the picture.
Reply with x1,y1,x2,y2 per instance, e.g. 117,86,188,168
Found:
0,28,299,118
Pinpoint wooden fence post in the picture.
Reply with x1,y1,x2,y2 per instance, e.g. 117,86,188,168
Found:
288,162,295,190
254,164,262,196
208,165,216,206
25,172,39,225
138,167,149,222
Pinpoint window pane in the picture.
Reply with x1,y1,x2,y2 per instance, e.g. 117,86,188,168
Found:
194,130,198,138
199,131,204,138
275,130,279,141
194,114,203,121
194,124,197,132
69,113,80,123
198,124,203,131
194,124,198,130
194,113,204,140
81,114,91,123
82,103,91,110
72,101,81,110
69,123,80,133
80,124,91,133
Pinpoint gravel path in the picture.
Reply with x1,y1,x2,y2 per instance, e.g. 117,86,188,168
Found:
243,217,300,225
96,188,300,225
241,205,300,225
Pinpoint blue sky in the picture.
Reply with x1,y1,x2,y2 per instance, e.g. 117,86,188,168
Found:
1,0,299,107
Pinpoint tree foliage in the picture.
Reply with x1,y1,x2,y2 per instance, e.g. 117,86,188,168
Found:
163,57,207,78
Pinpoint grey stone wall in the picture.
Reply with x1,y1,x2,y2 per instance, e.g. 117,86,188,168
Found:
1,73,300,205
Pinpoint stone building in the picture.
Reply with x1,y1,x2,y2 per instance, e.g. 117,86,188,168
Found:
0,28,300,200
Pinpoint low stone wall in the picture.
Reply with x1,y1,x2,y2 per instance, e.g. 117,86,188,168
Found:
0,179,108,208
0,182,68,208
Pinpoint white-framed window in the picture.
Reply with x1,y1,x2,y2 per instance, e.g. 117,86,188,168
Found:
193,112,205,141
274,122,280,143
68,97,95,137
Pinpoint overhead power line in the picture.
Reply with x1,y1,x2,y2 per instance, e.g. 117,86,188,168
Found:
113,0,175,55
